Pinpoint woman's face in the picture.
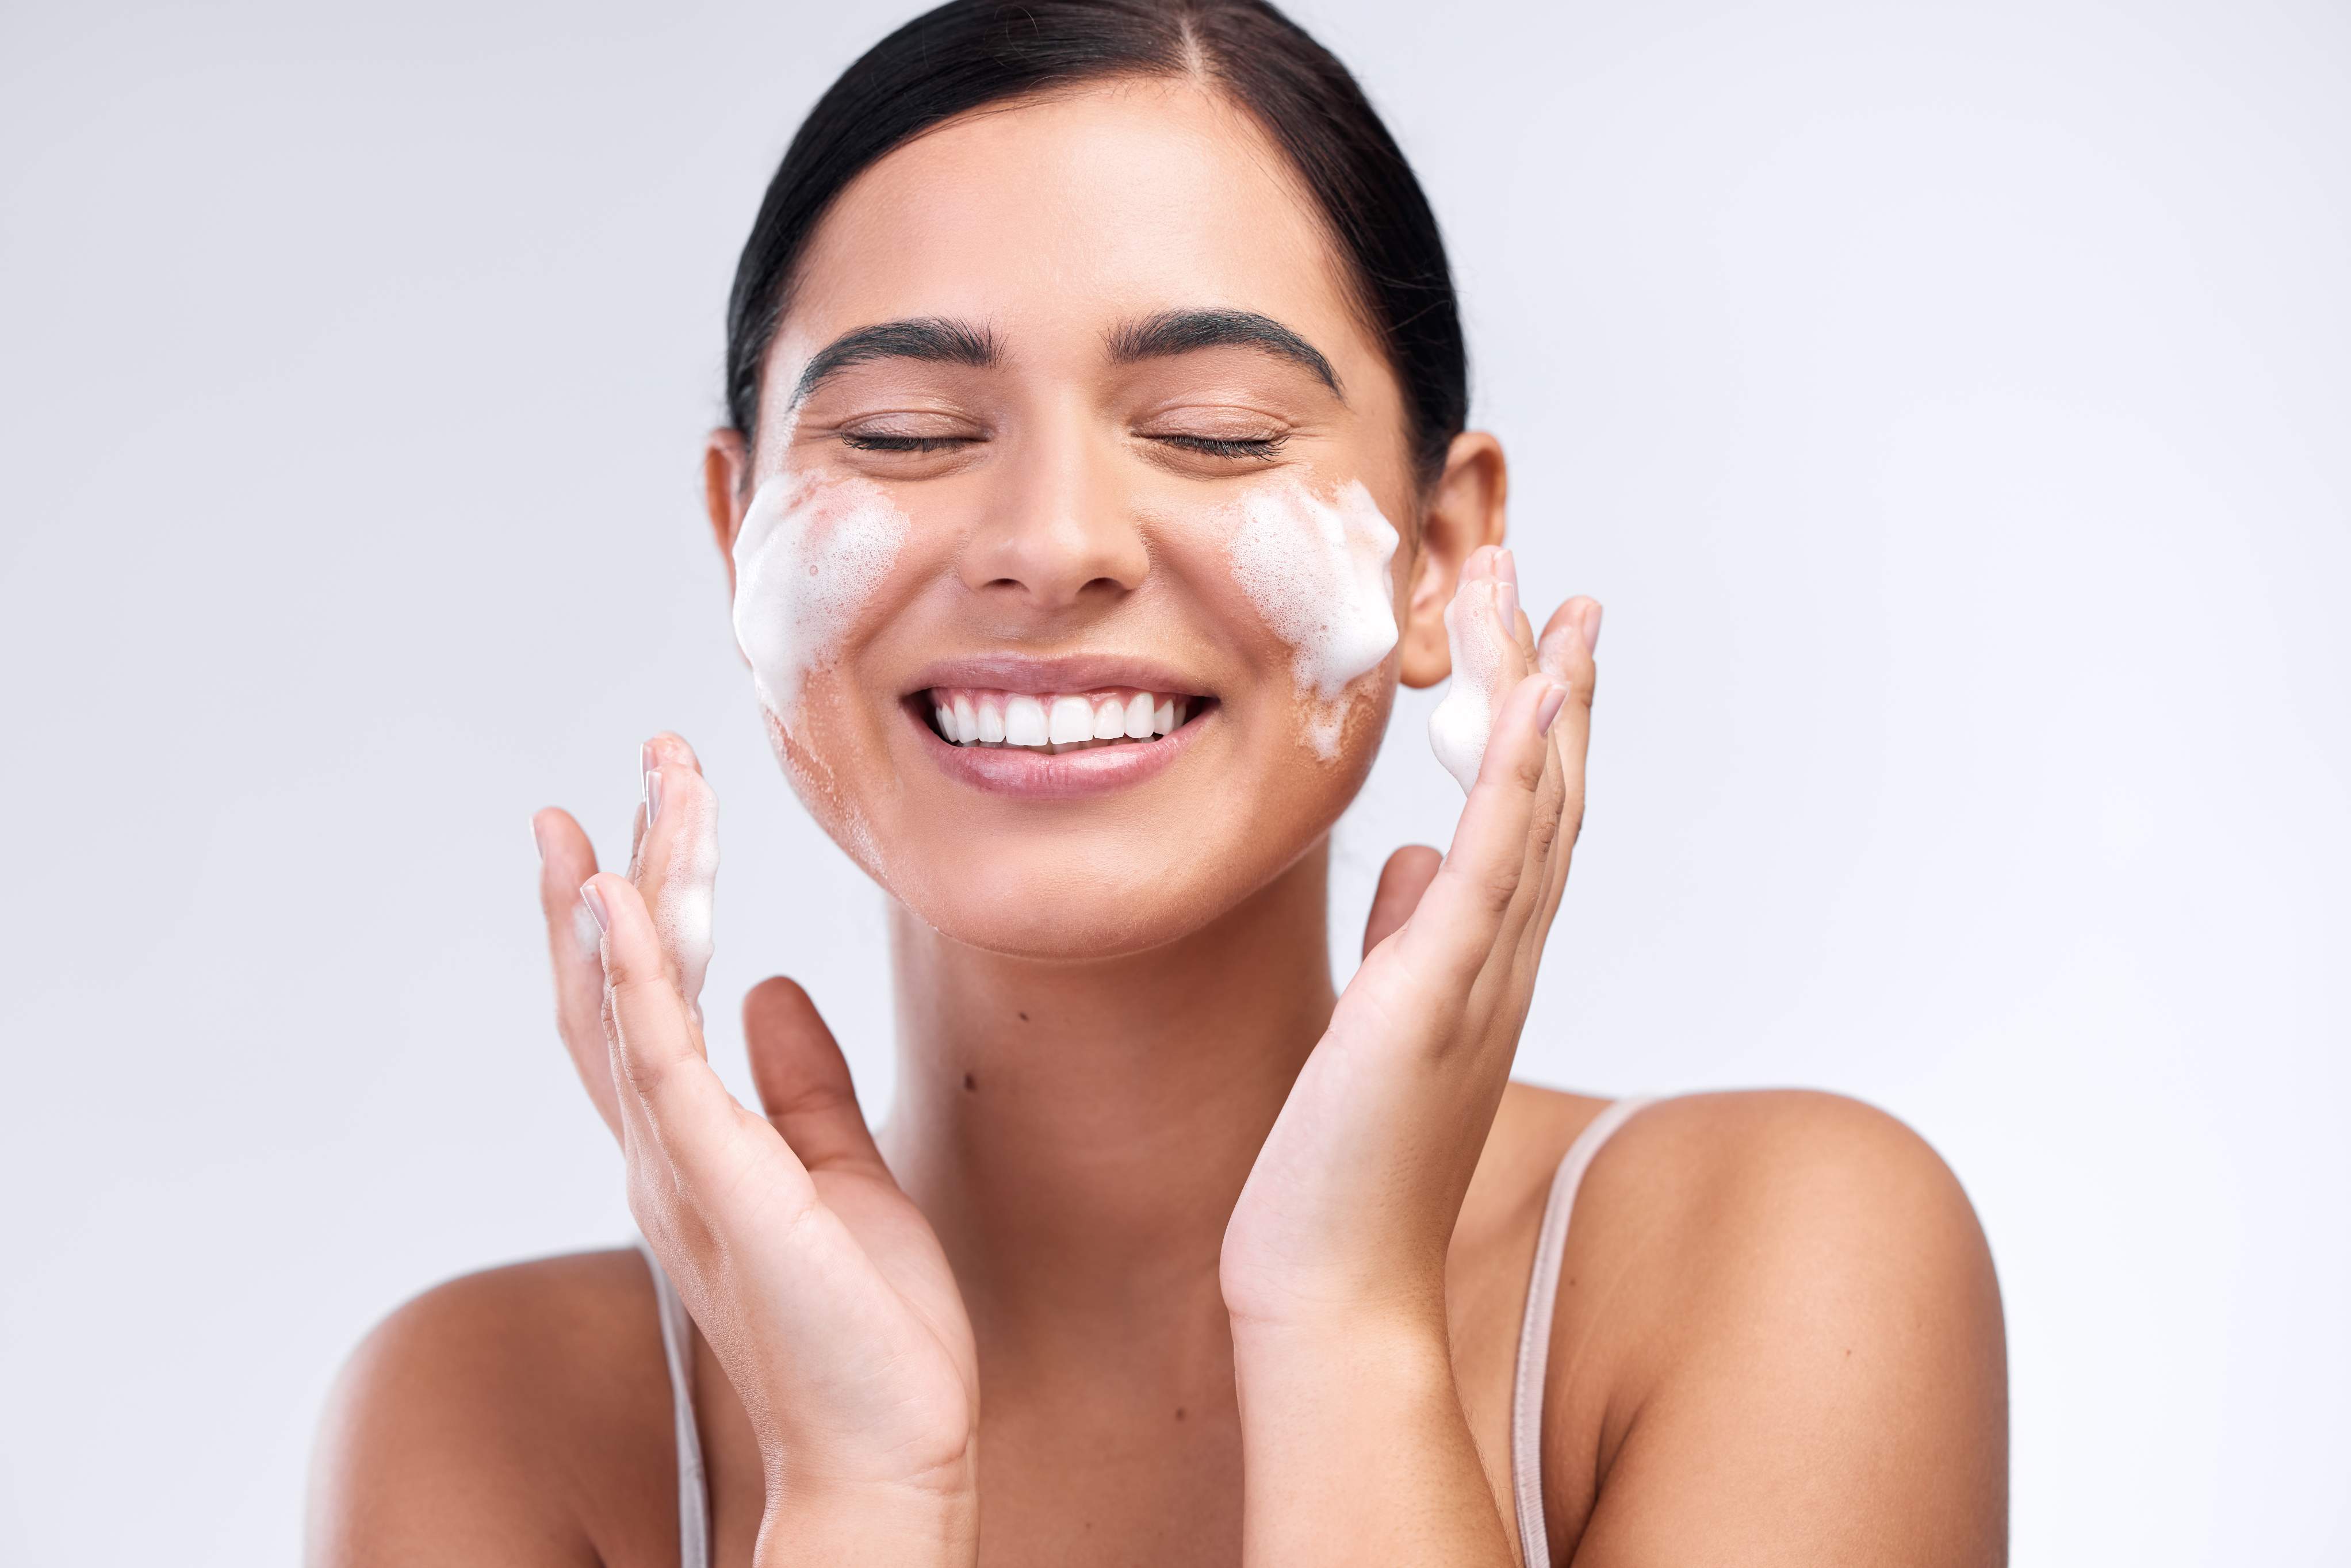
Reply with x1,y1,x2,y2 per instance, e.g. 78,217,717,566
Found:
709,80,1487,959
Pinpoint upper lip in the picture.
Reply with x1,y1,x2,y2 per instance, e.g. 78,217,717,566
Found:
900,652,1212,697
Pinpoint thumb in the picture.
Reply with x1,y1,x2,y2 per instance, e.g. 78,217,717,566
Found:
1363,845,1443,957
744,977,889,1178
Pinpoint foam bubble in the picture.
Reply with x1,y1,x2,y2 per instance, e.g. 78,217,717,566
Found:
1225,477,1400,758
655,785,718,1014
730,471,911,719
1427,576,1510,794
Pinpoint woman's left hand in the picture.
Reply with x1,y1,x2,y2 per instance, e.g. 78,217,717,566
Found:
1218,549,1597,1563
1221,546,1600,1338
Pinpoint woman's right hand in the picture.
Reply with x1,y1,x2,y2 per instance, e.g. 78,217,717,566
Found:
531,735,979,1563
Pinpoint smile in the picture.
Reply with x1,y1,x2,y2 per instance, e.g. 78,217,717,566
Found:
924,686,1197,752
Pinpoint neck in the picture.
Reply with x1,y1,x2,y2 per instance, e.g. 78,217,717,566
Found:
875,844,1337,1373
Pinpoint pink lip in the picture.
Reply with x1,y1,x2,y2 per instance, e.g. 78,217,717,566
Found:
901,652,1211,700
909,700,1210,799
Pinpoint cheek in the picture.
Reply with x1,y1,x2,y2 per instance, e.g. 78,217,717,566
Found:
730,471,911,723
761,692,895,883
732,469,915,882
1220,476,1402,761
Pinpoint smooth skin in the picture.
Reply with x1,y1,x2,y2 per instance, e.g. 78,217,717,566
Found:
309,78,2005,1567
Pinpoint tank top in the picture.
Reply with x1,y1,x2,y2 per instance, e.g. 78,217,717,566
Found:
638,1095,1654,1568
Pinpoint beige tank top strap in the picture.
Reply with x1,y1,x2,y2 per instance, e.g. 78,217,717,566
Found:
1507,1096,1657,1567
638,1239,713,1568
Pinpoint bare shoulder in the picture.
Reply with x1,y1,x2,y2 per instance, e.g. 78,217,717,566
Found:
307,1248,677,1568
1543,1090,2007,1566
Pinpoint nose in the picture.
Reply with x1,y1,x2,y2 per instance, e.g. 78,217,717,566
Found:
955,423,1150,612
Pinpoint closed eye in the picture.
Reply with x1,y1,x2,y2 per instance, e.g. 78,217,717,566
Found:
1154,433,1288,461
839,433,982,453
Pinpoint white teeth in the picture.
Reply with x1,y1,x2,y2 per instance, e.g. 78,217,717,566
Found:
1005,694,1049,746
928,687,1200,750
1048,695,1094,744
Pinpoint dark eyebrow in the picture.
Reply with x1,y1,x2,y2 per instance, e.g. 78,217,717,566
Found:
786,317,1000,412
1106,309,1344,399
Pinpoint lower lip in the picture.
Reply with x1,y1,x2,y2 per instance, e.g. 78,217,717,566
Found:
909,701,1209,799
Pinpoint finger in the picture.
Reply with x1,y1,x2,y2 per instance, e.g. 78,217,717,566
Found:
744,978,891,1178
1492,547,1539,664
1362,845,1442,957
583,871,805,1209
534,807,621,1141
1399,670,1568,993
630,734,719,1020
1427,549,1532,795
1520,599,1602,954
625,733,707,881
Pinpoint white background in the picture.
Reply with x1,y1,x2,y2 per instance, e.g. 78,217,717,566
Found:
3,1,2344,1561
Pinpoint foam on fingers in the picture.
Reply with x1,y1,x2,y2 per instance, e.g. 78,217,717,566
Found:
1428,569,1516,794
641,763,719,1017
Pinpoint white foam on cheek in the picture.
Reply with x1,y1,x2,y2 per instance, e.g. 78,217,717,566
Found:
1225,477,1400,758
1428,577,1510,793
731,470,912,719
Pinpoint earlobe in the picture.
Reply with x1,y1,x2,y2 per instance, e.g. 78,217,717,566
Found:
1396,432,1508,689
704,430,750,597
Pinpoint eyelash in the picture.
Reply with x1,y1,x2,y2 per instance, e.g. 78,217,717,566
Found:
838,433,973,453
1157,432,1288,460
836,432,1288,459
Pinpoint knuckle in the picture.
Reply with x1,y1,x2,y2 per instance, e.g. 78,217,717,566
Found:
1475,858,1523,917
617,1042,669,1097
1511,746,1547,793
1527,807,1562,862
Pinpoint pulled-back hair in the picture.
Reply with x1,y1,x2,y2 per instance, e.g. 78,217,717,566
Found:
725,0,1467,487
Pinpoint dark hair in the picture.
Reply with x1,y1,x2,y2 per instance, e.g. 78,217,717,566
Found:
723,0,1467,488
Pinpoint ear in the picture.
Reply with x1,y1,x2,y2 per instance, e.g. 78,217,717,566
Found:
703,427,751,597
1397,431,1507,689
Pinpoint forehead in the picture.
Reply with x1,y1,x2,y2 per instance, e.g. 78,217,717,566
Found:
782,79,1379,377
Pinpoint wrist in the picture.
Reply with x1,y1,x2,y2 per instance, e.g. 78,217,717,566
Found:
1230,1309,1456,1404
756,1482,979,1568
1227,1312,1513,1566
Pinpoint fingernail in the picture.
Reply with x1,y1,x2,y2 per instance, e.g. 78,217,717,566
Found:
640,740,655,779
1581,601,1604,654
579,880,610,936
1535,681,1569,735
645,768,664,828
531,815,546,862
1496,548,1519,589
1495,580,1519,636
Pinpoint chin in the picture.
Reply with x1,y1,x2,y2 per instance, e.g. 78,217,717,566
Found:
886,844,1255,961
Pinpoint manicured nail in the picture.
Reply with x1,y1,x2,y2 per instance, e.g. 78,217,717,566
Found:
531,815,546,862
1496,547,1519,589
640,740,655,779
1534,681,1569,735
1495,580,1519,635
645,768,664,828
1580,601,1604,654
579,880,610,936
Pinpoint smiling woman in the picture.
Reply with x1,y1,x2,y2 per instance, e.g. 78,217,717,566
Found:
305,3,2008,1565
